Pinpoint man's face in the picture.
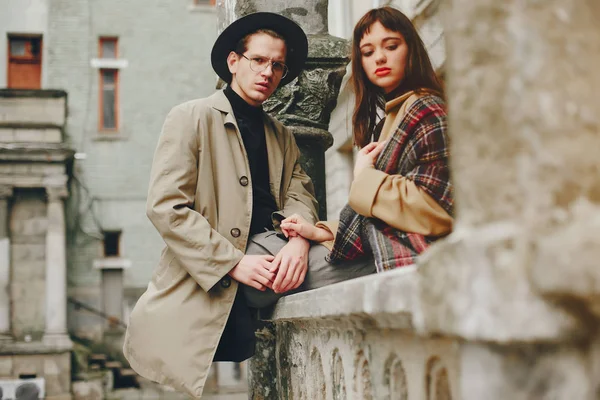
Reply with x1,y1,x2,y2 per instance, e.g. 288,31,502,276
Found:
227,33,287,107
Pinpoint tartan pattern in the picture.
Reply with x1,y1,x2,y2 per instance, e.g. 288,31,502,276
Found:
327,94,453,272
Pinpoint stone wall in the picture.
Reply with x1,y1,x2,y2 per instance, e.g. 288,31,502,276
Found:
250,268,459,399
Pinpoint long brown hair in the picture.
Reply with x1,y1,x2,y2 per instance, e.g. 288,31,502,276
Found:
351,7,444,147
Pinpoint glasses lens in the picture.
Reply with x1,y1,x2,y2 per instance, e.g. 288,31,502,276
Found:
249,58,266,72
247,56,289,78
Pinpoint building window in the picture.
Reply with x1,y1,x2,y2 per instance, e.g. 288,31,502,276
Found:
7,35,43,89
98,37,119,131
103,231,121,257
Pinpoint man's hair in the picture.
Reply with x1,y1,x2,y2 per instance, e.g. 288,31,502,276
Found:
233,29,288,56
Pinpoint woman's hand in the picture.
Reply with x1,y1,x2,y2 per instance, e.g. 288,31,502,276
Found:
354,141,387,179
280,214,334,243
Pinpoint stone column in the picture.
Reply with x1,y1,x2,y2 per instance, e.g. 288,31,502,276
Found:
217,0,348,219
42,186,72,348
247,322,278,399
0,186,12,342
414,0,600,398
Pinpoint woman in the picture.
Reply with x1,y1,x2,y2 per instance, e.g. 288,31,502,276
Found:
281,6,453,272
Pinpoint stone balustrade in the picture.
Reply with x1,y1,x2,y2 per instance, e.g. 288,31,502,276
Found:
249,267,460,400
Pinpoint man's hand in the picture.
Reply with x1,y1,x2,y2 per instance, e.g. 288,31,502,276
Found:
281,214,333,242
270,236,310,294
353,141,386,179
228,255,276,291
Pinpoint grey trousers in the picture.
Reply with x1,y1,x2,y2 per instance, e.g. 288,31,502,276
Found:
242,231,376,308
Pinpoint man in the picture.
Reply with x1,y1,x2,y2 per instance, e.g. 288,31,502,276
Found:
123,12,374,399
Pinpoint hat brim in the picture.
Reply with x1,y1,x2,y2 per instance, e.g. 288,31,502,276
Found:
211,12,308,87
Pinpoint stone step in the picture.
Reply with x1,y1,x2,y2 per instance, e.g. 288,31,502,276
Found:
119,369,136,377
88,353,108,368
105,361,122,369
114,368,140,390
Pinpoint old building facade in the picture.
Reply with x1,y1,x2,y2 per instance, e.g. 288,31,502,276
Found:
2,0,219,338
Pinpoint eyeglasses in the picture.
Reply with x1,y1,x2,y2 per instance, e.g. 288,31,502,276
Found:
236,53,289,79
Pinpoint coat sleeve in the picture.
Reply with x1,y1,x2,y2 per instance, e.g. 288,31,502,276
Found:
272,131,319,230
348,168,452,236
146,104,244,292
314,220,339,250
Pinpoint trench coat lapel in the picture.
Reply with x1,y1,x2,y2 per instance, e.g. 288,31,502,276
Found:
210,90,239,129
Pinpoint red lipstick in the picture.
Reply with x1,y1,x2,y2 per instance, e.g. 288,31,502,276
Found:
375,68,391,76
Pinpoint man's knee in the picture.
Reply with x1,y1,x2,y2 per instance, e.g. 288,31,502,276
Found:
241,285,282,309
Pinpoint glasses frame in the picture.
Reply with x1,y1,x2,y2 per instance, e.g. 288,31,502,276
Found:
236,52,289,79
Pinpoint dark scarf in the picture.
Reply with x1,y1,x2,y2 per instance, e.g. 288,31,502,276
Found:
327,94,453,271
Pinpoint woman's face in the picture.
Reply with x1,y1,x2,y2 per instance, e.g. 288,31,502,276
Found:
359,21,408,94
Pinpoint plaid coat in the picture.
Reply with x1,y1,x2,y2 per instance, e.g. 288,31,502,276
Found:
327,94,452,272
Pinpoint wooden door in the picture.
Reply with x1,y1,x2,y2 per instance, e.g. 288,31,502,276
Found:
7,36,42,89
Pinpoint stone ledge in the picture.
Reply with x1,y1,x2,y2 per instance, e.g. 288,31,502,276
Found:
0,341,72,355
0,89,67,99
93,257,131,270
0,143,75,162
268,266,417,330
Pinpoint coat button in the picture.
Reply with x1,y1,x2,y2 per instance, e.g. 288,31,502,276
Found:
239,176,249,186
220,276,231,288
230,228,241,238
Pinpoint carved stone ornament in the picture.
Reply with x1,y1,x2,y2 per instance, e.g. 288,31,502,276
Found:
263,64,347,132
426,357,452,400
385,355,408,400
332,349,346,399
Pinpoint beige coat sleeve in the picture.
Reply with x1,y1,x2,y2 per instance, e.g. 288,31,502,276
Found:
314,220,339,250
273,133,319,229
146,105,244,293
348,167,452,236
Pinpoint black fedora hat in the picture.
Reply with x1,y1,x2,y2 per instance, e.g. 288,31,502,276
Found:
211,12,308,86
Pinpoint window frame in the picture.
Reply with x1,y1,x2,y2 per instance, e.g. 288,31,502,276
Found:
98,37,120,132
7,35,43,89
99,37,118,59
8,35,43,62
99,68,119,132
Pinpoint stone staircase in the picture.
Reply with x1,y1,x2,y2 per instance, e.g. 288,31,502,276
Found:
72,343,248,400
71,340,144,400
87,354,140,390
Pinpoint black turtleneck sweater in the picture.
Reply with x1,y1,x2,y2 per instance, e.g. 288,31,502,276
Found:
224,86,278,235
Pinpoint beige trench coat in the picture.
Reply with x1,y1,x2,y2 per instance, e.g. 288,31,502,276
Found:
123,90,318,399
